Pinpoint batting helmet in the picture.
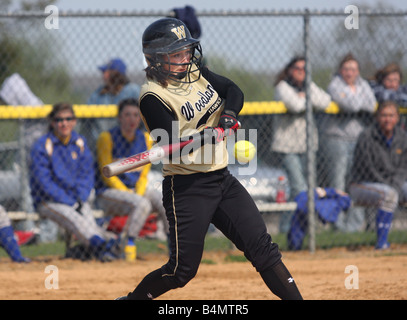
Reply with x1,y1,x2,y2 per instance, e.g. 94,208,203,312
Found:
142,18,203,84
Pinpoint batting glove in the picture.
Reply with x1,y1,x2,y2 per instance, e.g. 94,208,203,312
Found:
218,110,240,132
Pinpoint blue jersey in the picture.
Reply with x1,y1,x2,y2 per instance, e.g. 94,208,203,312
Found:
87,83,140,105
30,131,94,207
95,126,148,195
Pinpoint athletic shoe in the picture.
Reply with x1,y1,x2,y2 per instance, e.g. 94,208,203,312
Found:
375,242,390,250
12,256,31,263
98,251,117,262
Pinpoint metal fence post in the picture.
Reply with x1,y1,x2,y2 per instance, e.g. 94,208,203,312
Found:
18,119,30,213
304,9,316,253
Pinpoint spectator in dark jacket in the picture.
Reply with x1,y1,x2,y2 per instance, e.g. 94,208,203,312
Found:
349,100,407,249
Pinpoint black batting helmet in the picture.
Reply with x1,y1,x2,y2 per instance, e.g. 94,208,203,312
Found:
142,18,203,85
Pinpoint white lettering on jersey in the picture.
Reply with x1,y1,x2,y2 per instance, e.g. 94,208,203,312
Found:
180,84,217,121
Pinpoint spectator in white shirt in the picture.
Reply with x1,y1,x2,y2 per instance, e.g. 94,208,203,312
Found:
0,73,46,146
0,73,55,241
319,53,377,232
271,56,331,202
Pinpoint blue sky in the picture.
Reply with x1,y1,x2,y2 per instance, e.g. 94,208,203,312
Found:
55,0,407,12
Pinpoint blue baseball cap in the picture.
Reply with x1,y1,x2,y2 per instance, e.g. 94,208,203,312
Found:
98,58,127,75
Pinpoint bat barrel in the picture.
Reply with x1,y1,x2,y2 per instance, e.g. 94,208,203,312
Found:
102,147,165,178
102,165,115,178
102,161,133,178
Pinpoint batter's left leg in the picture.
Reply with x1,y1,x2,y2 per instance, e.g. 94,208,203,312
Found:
212,172,302,299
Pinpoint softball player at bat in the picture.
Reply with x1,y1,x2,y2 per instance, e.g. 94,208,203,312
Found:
117,18,302,300
29,103,120,261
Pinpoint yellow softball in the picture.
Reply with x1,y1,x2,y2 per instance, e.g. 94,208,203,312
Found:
234,140,256,163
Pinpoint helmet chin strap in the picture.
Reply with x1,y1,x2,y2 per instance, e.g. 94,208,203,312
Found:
146,48,202,85
161,60,197,83
171,70,188,80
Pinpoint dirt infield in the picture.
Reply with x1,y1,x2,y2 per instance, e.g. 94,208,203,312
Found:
1,246,406,300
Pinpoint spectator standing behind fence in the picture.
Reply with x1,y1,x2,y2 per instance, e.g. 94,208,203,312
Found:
169,5,206,67
349,100,407,250
271,56,331,203
0,72,57,242
0,73,45,147
29,102,121,261
369,62,407,107
319,53,377,232
95,98,169,251
86,58,141,150
0,204,30,263
88,58,140,105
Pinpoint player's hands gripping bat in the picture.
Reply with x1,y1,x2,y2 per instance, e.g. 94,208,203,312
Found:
102,124,240,178
218,110,240,132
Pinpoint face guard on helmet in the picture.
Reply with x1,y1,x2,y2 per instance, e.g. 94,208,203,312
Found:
142,18,203,84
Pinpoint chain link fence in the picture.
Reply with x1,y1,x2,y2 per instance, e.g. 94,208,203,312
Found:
1,7,407,258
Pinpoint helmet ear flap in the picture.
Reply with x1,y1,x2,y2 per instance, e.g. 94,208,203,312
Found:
144,54,162,70
144,55,153,66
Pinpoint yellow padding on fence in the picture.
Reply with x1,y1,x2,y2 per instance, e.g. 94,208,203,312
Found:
0,102,339,119
240,101,341,115
0,101,400,119
0,104,118,119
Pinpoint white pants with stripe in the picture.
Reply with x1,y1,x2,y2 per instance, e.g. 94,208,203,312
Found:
37,201,108,245
96,188,153,239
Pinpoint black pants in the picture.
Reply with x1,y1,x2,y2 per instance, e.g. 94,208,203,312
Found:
161,168,281,288
127,168,302,300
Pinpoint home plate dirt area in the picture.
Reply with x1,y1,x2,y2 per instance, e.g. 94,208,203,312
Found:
1,245,406,300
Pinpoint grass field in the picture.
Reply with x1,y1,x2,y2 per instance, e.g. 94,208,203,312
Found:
2,229,407,262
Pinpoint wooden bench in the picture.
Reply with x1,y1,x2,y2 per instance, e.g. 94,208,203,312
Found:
7,210,105,221
7,202,298,222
